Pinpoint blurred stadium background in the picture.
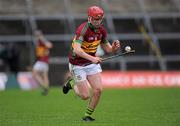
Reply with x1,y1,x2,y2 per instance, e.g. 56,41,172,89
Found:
0,0,180,88
0,0,180,126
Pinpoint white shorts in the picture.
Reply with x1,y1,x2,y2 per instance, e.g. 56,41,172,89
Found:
69,63,102,82
33,61,49,72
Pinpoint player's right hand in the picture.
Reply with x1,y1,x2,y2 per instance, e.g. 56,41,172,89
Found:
91,56,102,64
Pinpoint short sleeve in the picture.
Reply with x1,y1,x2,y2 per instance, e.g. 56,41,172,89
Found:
101,27,109,44
73,22,88,44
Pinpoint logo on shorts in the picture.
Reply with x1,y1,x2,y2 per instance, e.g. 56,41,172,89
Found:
76,75,82,80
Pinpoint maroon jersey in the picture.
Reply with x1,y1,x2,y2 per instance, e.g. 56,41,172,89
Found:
36,39,49,63
69,21,109,66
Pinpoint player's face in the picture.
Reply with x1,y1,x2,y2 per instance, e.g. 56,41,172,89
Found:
90,16,103,28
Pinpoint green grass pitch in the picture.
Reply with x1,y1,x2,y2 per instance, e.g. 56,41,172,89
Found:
0,87,180,126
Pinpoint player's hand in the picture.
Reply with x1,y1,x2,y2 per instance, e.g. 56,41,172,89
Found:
91,56,102,64
112,40,120,52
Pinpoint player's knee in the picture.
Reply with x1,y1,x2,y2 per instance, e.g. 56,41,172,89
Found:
93,88,102,97
80,93,90,100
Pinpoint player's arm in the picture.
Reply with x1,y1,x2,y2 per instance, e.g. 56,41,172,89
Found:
73,42,102,64
101,40,120,53
39,35,53,48
100,28,120,53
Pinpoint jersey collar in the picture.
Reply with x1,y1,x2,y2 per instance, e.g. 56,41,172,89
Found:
88,22,99,32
